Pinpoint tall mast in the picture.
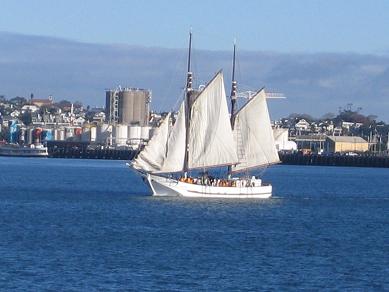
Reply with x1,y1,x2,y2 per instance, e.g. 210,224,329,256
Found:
228,40,237,177
230,40,237,129
187,31,192,79
228,41,237,177
183,30,193,174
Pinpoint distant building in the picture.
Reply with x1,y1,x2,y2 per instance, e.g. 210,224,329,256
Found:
31,95,54,107
92,111,106,123
341,121,354,130
10,110,20,118
73,116,86,126
295,119,310,131
21,105,39,113
294,135,326,153
320,121,334,133
333,127,343,136
341,121,364,130
324,136,368,153
105,88,151,126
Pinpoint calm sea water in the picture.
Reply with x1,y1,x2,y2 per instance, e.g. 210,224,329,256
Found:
0,157,388,291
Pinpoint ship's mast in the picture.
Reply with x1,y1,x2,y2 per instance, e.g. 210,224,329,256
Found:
183,31,193,175
230,41,237,129
228,41,237,177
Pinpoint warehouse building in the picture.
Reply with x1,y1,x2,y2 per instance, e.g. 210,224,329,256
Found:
324,136,368,153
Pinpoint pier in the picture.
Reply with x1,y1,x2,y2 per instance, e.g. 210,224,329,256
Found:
46,141,137,160
44,141,389,167
279,152,389,168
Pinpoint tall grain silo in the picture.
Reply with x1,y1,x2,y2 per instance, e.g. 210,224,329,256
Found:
118,88,150,126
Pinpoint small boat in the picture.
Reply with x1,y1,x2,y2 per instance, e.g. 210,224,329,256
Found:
0,143,48,157
129,33,279,198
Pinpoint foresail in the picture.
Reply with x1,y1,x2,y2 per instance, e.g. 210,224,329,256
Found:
133,113,170,172
188,72,238,169
232,89,279,173
158,101,186,173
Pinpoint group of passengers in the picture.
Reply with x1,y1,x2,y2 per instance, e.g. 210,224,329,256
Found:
178,176,255,187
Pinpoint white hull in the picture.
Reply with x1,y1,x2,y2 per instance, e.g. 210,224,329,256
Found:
140,172,272,199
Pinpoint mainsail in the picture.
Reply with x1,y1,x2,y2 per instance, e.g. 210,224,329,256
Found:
134,71,238,173
188,71,238,169
232,88,280,173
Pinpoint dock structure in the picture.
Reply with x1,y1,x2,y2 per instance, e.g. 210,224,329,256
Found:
49,148,136,160
279,152,389,168
46,141,137,160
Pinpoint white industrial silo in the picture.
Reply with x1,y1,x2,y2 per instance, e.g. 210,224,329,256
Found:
128,125,141,145
90,126,97,142
65,127,74,139
57,128,65,141
96,123,112,144
114,124,128,146
140,126,151,141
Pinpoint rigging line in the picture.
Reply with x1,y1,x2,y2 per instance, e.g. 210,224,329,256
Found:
165,49,188,111
170,88,186,114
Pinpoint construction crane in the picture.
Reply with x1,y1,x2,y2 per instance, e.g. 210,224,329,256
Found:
237,90,286,99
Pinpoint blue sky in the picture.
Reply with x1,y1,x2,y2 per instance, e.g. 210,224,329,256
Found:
2,1,389,120
1,0,389,53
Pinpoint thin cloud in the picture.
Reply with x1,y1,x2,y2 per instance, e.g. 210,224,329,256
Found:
1,32,389,120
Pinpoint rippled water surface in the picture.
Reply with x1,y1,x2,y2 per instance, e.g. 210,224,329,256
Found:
0,157,388,290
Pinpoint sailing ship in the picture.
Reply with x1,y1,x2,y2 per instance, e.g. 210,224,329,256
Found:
129,33,279,198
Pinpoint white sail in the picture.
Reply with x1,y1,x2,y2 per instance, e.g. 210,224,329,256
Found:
133,113,171,172
188,71,239,169
232,88,279,172
158,101,187,173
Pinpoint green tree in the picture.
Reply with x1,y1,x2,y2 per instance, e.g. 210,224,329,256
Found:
55,100,72,110
73,101,83,109
9,96,27,106
85,111,95,122
21,111,33,126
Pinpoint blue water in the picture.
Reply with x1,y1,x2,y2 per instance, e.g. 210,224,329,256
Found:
0,158,388,291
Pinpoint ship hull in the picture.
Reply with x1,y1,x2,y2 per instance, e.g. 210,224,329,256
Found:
142,172,272,199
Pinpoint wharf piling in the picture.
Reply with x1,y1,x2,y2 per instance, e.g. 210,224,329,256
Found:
46,141,137,160
49,148,136,160
279,152,389,168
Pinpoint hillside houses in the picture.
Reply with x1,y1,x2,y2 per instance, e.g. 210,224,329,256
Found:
0,95,106,142
274,110,389,154
276,116,376,138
